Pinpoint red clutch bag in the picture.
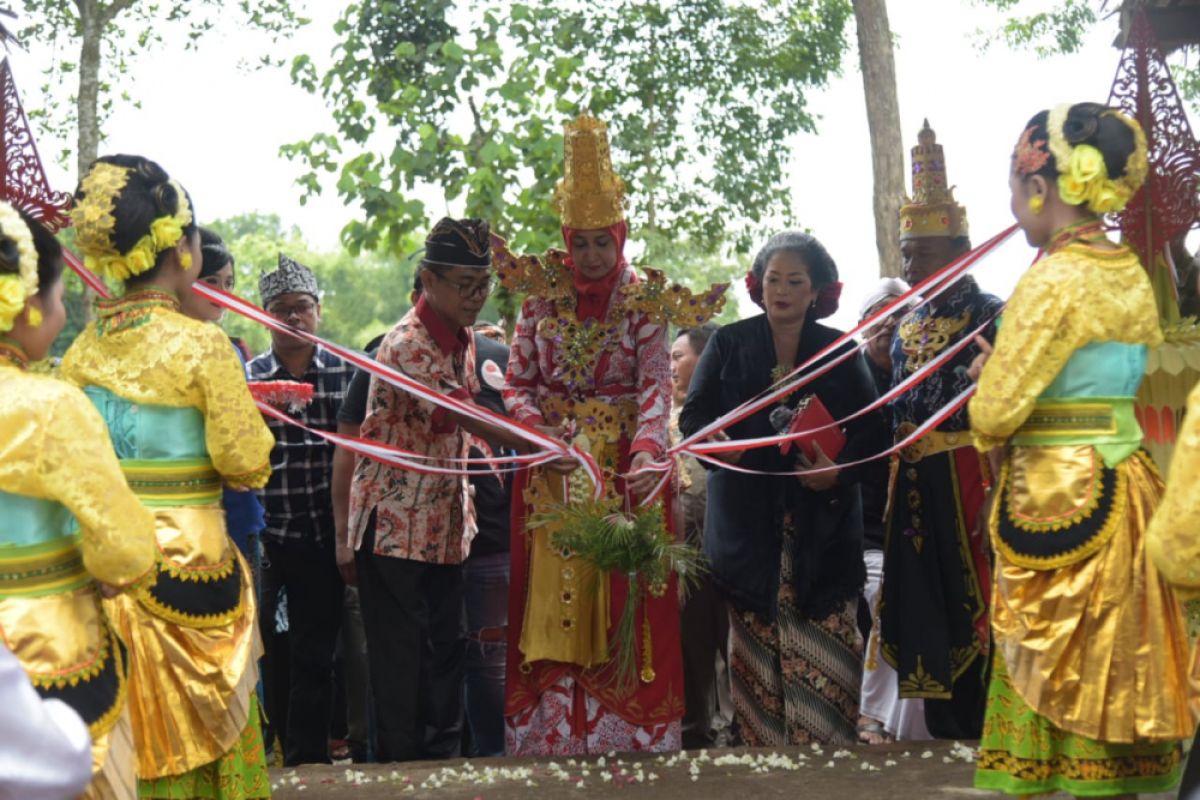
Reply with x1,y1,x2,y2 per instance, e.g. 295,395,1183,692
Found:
780,394,845,462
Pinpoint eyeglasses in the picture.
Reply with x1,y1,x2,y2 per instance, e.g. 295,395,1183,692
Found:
267,300,318,319
432,272,496,299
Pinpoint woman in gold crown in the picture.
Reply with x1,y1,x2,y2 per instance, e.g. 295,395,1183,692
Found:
0,201,157,799
499,114,725,755
61,155,275,798
969,103,1199,797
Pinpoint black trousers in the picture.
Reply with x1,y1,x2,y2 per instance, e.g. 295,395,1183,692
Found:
262,537,345,766
680,574,729,749
356,518,465,763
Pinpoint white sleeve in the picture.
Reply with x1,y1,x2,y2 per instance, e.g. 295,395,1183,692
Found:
0,645,93,800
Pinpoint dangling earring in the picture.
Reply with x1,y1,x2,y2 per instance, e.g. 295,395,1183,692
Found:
26,306,42,328
179,251,193,270
1028,195,1045,215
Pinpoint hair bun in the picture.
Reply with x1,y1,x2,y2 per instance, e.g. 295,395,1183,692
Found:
1062,105,1101,145
150,180,179,219
0,234,19,276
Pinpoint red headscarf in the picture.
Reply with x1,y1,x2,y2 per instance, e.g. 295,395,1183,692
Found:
562,221,629,322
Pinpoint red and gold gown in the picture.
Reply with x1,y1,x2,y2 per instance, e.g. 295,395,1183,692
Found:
498,230,725,755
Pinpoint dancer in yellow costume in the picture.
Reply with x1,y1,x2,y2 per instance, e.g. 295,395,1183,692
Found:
0,200,157,799
970,103,1199,797
1148,383,1200,593
62,156,275,799
1146,335,1200,798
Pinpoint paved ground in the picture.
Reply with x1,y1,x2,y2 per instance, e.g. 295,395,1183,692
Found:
267,740,1178,798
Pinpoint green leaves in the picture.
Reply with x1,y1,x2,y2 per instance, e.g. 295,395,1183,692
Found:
21,0,308,171
285,0,853,268
989,0,1098,56
543,497,707,691
970,0,1197,113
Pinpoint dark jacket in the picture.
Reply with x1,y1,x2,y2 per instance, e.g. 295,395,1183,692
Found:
679,314,888,622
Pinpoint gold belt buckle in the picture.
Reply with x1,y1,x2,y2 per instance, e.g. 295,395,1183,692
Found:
896,422,926,463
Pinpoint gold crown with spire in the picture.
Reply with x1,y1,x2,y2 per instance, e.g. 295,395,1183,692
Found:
553,113,626,230
898,120,969,241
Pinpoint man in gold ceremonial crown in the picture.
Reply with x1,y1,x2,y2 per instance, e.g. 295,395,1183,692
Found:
876,121,1003,740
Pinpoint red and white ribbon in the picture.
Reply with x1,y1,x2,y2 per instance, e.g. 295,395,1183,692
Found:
256,400,557,476
192,282,606,500
686,310,1001,457
63,249,113,298
674,224,1017,450
690,384,975,477
62,227,1019,504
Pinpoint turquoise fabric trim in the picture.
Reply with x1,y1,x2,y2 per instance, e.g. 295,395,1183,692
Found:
1019,341,1148,466
1041,341,1147,399
0,492,78,548
82,386,207,460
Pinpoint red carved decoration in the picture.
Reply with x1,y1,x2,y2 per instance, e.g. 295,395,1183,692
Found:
1107,7,1200,272
0,58,72,231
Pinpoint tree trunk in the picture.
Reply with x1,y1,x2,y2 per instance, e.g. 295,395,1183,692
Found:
853,0,904,278
76,0,102,180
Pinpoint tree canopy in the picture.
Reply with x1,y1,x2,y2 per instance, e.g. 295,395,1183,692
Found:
19,0,306,174
285,0,851,309
973,0,1199,109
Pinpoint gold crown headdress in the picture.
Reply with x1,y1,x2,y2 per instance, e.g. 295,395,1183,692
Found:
71,162,194,282
0,200,40,332
898,120,969,241
553,113,626,230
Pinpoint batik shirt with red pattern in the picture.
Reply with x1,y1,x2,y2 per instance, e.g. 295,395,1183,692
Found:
349,296,479,564
503,265,671,459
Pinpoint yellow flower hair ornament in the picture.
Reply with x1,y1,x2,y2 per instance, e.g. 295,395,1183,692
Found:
0,200,39,332
0,275,26,332
1047,103,1149,216
71,164,194,282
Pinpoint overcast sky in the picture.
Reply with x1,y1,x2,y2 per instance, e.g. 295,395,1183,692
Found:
10,1,1198,326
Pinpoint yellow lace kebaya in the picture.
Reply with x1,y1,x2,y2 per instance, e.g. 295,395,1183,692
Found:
0,341,157,794
59,289,274,779
968,223,1197,748
61,290,272,487
970,225,1162,455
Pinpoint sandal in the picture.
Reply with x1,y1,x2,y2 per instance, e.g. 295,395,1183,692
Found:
857,719,891,745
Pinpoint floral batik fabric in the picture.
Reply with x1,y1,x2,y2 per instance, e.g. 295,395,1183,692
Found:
348,295,479,565
975,653,1181,797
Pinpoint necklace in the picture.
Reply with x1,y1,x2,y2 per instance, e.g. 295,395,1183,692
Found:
539,291,635,398
96,289,180,336
0,340,28,370
1047,218,1108,254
